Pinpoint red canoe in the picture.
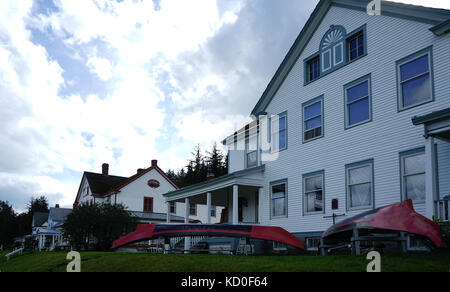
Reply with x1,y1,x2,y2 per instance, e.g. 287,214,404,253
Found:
322,199,442,247
112,224,304,250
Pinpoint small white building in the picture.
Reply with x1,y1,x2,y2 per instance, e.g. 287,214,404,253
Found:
32,207,71,251
74,160,222,224
163,0,450,251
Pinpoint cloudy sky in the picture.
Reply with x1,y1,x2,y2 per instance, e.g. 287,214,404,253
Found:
1,0,449,212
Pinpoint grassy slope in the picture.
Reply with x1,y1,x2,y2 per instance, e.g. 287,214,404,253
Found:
1,251,449,272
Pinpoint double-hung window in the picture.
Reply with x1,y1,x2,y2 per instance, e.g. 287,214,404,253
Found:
169,201,176,214
189,203,197,216
308,56,320,82
346,160,374,210
400,149,425,204
271,181,287,218
271,112,287,152
347,32,364,61
210,206,216,217
303,171,324,214
143,197,154,213
345,75,371,128
397,47,433,110
303,96,323,142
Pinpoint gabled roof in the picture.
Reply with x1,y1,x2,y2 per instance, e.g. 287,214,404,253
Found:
49,207,72,222
250,0,450,116
109,165,179,194
84,172,128,195
32,212,49,227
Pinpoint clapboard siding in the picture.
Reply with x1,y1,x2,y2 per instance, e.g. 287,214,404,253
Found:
258,5,450,233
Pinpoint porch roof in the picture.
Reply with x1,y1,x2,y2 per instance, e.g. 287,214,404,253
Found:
412,107,450,141
163,165,265,201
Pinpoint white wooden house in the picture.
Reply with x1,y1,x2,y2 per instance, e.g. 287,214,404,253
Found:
74,160,222,224
163,0,450,250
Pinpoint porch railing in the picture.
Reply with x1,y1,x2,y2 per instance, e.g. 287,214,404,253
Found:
436,199,450,222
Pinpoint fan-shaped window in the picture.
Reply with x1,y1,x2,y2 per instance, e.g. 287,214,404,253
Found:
320,26,346,73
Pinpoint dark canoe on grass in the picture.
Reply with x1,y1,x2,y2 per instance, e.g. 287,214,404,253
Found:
112,224,305,250
322,199,442,247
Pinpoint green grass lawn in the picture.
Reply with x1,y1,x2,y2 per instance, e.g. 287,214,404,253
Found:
1,250,449,272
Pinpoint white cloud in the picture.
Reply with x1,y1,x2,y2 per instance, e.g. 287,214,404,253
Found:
87,57,113,81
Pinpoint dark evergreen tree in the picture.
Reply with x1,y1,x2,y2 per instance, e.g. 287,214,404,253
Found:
0,201,18,246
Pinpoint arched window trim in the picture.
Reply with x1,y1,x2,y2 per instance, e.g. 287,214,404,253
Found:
304,24,367,85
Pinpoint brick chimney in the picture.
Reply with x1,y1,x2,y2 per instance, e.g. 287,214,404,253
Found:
55,204,60,208
151,160,158,167
137,168,145,174
102,163,109,176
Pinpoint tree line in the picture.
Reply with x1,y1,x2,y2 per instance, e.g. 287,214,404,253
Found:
166,142,228,188
0,196,49,247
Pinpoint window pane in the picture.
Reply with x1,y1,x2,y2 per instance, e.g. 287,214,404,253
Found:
272,184,285,196
404,154,425,175
279,130,286,150
272,198,285,217
349,165,371,185
405,174,425,202
402,74,431,107
247,151,257,168
350,184,371,208
323,50,331,70
400,55,429,81
306,192,323,212
279,116,286,131
305,102,322,120
347,81,368,103
348,98,370,125
334,44,343,64
305,116,322,130
305,175,322,192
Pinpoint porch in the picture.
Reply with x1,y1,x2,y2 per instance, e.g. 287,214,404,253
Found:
164,165,265,225
412,107,450,221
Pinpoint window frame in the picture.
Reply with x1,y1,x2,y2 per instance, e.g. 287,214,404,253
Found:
189,203,197,216
307,55,321,82
169,201,176,214
303,170,325,215
399,147,426,204
143,197,154,213
396,46,434,112
344,74,372,129
345,159,375,211
347,30,365,62
302,95,324,143
270,111,288,153
270,179,288,219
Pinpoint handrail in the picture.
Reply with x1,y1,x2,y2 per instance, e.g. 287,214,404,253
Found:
5,248,24,261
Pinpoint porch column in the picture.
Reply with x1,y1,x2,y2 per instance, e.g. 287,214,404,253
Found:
258,187,263,224
233,185,239,225
206,192,212,224
166,201,171,223
184,198,190,223
425,136,437,220
184,198,191,253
